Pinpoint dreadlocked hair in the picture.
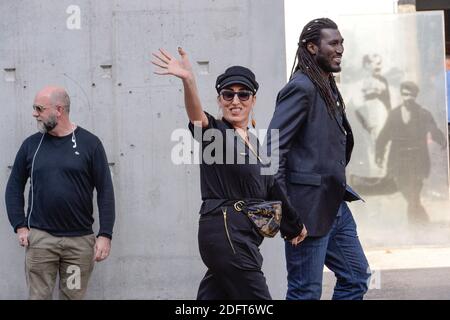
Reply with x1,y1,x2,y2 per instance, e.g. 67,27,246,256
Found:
290,18,345,116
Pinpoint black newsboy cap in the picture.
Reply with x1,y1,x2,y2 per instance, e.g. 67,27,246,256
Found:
215,66,259,94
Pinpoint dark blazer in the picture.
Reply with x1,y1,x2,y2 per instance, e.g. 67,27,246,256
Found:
267,71,361,237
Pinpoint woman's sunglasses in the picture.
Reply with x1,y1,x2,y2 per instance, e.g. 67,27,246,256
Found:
220,90,253,102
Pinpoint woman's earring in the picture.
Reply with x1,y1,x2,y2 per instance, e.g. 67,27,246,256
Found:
251,110,256,128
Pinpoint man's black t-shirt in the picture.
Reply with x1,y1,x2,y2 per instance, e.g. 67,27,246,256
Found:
5,127,115,238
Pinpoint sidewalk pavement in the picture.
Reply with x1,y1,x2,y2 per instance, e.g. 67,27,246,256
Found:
322,246,450,299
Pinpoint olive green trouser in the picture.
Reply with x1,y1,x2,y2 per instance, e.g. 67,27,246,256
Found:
25,228,95,300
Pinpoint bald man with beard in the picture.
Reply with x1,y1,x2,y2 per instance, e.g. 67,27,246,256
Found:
5,86,115,299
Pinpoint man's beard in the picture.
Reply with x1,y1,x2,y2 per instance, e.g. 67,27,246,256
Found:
37,114,57,133
316,52,341,73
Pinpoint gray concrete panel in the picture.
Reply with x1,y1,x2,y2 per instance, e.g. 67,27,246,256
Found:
0,0,287,299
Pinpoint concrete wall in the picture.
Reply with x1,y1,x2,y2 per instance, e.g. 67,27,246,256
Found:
0,0,288,299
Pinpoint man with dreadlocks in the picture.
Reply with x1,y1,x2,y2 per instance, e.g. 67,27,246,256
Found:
267,18,371,300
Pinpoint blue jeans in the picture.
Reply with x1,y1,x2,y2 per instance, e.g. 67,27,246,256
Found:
285,202,371,300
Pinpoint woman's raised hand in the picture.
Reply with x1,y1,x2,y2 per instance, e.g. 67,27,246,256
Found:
152,47,193,80
151,47,207,127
